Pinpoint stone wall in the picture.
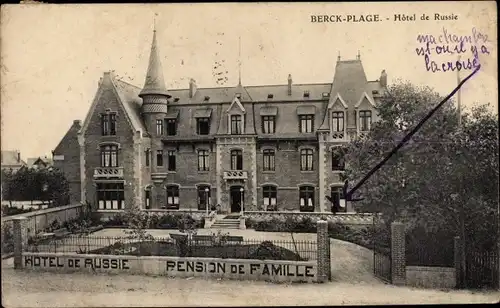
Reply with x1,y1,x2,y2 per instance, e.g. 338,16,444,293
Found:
406,266,456,289
21,253,317,283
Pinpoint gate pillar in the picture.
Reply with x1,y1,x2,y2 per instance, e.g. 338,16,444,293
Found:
390,221,406,285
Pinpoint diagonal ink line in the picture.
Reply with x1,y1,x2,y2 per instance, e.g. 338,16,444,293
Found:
346,64,481,200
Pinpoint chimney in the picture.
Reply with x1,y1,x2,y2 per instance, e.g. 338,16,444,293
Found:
287,74,292,96
73,120,82,126
356,50,361,60
17,151,20,163
380,70,387,87
189,78,197,98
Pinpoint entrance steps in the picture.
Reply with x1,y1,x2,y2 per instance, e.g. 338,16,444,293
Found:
210,215,241,229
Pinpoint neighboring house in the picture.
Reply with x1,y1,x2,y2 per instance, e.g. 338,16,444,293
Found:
26,156,54,170
1,150,26,173
52,120,82,204
55,29,387,214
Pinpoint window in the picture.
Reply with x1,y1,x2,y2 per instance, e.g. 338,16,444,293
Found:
100,145,119,167
101,113,117,136
300,149,314,171
230,115,243,135
331,148,346,171
101,114,109,136
198,150,209,171
197,118,210,135
166,185,179,209
109,114,116,135
167,151,176,171
97,182,124,210
166,119,177,136
263,186,277,211
156,119,164,135
359,110,372,131
331,111,344,132
156,150,163,167
299,186,315,212
145,149,150,167
263,149,275,171
299,115,314,133
145,188,152,209
197,185,211,210
262,116,276,134
231,150,243,170
330,186,346,213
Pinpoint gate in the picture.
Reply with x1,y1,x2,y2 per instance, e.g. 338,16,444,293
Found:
465,249,499,289
372,214,391,283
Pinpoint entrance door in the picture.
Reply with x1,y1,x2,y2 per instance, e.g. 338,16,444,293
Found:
230,186,244,213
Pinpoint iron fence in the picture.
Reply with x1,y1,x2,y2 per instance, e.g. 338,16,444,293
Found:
24,234,317,261
465,250,499,290
405,228,455,267
372,215,391,283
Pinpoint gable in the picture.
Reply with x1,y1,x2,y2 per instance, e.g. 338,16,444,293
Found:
226,97,246,114
80,73,142,137
327,93,348,109
355,92,376,108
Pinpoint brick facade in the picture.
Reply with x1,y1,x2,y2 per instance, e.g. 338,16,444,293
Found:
52,31,387,214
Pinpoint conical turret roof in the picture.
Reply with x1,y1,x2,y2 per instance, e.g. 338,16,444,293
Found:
139,30,171,98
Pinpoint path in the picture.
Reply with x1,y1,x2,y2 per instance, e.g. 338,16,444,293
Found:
2,265,499,306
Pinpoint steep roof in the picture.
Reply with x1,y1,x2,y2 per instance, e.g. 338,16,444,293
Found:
1,151,26,167
139,30,171,98
80,72,147,136
53,120,81,154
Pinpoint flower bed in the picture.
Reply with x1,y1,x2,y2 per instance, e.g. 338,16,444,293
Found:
87,240,306,261
101,212,205,229
245,216,377,251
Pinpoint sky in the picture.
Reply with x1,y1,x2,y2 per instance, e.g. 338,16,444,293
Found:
1,2,497,160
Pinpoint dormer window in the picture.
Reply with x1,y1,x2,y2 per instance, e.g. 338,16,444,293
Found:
299,115,314,133
236,93,241,99
372,90,379,95
322,92,330,98
267,94,274,99
166,119,177,136
230,115,243,135
331,111,344,132
303,91,310,98
204,96,210,101
174,97,180,102
359,110,372,131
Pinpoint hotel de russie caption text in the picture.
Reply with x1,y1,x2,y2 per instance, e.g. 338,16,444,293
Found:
310,13,459,23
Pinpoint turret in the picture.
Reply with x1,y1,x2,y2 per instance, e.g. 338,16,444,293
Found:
379,70,387,88
140,29,171,134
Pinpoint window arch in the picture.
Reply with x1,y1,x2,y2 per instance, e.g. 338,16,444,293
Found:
331,111,345,132
100,145,119,167
300,148,314,171
331,147,346,171
262,185,277,211
299,186,315,212
197,185,211,210
165,185,180,210
330,186,346,213
262,149,275,171
230,149,243,170
145,185,153,209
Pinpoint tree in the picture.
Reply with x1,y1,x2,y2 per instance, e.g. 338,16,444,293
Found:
123,205,155,255
0,167,70,207
345,80,498,248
